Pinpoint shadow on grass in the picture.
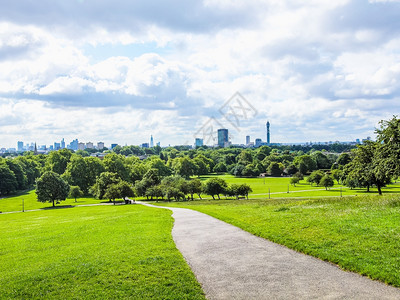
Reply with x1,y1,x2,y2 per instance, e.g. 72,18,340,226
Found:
41,205,75,210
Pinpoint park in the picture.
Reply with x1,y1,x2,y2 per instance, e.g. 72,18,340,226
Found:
1,117,400,298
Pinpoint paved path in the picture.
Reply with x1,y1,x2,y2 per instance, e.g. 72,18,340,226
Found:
140,202,400,300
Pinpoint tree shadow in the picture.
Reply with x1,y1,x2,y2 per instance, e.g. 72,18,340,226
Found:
41,205,75,210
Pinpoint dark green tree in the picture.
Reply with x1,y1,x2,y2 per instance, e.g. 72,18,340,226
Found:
36,171,70,207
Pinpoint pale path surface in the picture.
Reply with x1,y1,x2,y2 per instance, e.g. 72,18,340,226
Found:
140,202,400,300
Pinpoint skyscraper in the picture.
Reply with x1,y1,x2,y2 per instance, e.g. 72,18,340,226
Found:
195,138,203,148
246,135,250,145
217,129,229,148
266,121,270,145
17,141,23,151
150,135,154,148
61,138,65,149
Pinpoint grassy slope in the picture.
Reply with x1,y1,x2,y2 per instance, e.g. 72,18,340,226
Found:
0,205,205,299
157,195,400,287
2,175,400,212
0,190,108,213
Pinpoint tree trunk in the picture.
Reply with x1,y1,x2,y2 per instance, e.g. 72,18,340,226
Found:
74,197,77,203
367,185,370,192
217,194,220,200
212,195,215,200
377,184,382,195
52,199,55,207
198,194,202,199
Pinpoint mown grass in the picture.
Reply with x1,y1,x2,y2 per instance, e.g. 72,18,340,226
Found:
0,190,106,213
0,205,205,299
196,174,400,199
156,195,400,287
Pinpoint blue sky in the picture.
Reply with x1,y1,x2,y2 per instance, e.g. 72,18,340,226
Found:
1,0,400,148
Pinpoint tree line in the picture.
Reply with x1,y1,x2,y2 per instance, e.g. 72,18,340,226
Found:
1,116,399,204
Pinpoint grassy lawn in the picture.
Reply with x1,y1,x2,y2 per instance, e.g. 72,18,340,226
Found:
195,174,400,199
0,190,107,213
155,195,400,287
0,205,205,299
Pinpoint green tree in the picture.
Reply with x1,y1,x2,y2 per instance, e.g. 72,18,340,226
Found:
45,149,72,175
213,162,227,173
173,157,197,179
5,160,28,190
36,171,70,207
307,170,324,186
0,164,17,195
268,162,282,177
203,178,227,200
320,174,334,190
103,153,130,181
90,172,120,200
69,186,83,202
290,176,300,186
187,178,203,200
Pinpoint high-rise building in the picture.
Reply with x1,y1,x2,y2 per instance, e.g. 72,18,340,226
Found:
111,143,118,149
54,142,61,150
97,142,104,150
69,139,78,151
195,138,203,148
141,143,149,148
246,136,250,145
150,135,154,148
61,138,65,149
17,141,23,152
266,121,270,145
217,129,229,148
86,142,94,149
255,138,262,147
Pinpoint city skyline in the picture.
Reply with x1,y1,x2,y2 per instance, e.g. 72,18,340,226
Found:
1,1,399,148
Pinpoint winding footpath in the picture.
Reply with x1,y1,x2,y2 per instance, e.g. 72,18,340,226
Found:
140,202,400,300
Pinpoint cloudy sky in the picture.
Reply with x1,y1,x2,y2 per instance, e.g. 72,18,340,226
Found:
1,0,400,148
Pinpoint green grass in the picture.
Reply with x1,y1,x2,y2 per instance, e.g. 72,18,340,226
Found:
155,195,400,287
0,205,205,299
0,190,107,213
195,174,400,199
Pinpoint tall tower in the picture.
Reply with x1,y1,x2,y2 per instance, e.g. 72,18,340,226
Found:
150,135,154,148
217,129,229,148
266,121,270,145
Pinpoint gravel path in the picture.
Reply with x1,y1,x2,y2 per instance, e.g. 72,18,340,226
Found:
140,202,400,300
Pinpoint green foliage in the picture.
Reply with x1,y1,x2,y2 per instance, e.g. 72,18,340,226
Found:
69,186,83,202
45,149,72,175
173,157,197,179
0,163,18,195
307,170,325,186
103,153,130,181
35,171,70,207
203,178,228,200
289,176,300,186
320,174,334,190
90,172,120,200
267,162,283,177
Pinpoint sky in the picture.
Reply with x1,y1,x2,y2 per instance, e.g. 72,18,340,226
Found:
1,0,400,149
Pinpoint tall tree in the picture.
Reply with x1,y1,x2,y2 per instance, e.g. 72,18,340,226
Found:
36,171,70,207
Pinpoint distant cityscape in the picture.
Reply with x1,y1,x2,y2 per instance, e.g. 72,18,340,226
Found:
1,121,372,154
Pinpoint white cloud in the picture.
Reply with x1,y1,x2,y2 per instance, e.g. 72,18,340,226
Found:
1,0,400,147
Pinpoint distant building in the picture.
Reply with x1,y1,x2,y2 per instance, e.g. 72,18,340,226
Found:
217,129,229,148
97,142,104,150
86,142,94,149
195,138,203,148
255,138,262,147
17,141,23,152
54,142,61,150
150,135,154,148
69,139,78,151
246,136,250,145
111,144,118,149
266,121,270,145
78,142,85,150
61,138,65,149
141,143,149,148
156,142,160,147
